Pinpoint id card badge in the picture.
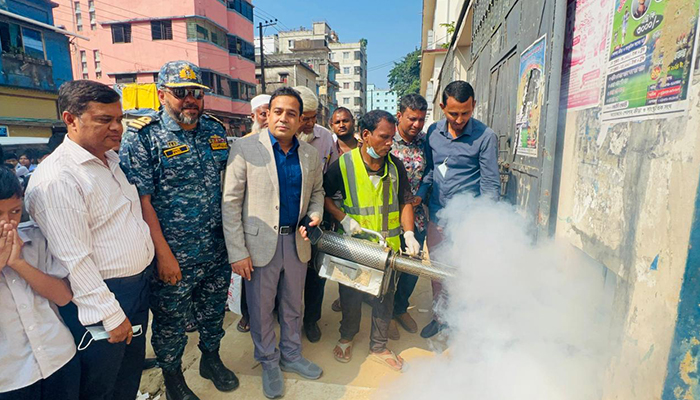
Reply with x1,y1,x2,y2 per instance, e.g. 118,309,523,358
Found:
437,157,449,178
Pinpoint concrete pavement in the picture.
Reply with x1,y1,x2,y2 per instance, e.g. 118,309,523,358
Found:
139,277,439,399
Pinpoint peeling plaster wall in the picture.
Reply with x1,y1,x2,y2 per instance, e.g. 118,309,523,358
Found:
554,71,700,399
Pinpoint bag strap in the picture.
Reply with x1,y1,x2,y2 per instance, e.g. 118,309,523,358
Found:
381,162,390,239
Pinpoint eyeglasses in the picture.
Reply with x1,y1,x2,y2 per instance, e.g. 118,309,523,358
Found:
167,88,205,100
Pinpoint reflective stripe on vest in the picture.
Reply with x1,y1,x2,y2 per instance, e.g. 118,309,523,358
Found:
339,148,402,251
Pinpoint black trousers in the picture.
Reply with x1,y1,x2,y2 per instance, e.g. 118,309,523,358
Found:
59,268,150,400
339,275,395,353
303,264,326,326
393,229,426,315
0,355,80,400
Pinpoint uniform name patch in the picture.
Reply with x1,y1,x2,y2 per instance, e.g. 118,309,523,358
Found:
163,144,190,158
209,136,229,151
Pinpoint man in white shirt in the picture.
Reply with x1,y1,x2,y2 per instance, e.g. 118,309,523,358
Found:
25,80,155,400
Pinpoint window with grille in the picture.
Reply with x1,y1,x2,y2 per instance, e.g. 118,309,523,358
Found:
80,50,88,75
151,20,172,40
114,74,136,83
88,0,96,30
74,1,82,31
111,24,131,43
227,0,254,22
93,50,101,72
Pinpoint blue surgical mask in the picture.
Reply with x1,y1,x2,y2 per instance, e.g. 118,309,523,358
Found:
366,146,382,159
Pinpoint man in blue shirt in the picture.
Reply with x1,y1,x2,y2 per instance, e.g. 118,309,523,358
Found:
416,80,500,338
222,87,326,399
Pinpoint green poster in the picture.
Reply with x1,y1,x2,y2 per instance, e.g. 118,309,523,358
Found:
602,0,700,122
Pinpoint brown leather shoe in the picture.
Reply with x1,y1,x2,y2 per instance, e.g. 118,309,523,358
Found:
395,312,418,333
388,320,400,340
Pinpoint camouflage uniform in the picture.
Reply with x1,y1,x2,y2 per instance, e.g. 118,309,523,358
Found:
119,61,231,372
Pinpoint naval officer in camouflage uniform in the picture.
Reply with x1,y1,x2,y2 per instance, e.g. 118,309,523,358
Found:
119,61,239,400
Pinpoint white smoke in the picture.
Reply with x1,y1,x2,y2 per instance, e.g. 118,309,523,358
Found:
378,195,612,400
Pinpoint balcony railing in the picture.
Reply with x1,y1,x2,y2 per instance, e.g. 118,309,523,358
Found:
1,52,56,91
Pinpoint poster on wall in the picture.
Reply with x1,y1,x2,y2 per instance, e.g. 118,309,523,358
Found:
561,0,613,110
515,35,547,158
601,0,700,123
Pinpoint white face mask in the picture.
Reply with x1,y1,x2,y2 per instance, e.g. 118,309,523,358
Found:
78,325,143,351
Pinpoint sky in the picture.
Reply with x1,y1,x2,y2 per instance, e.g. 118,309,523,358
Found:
251,0,422,88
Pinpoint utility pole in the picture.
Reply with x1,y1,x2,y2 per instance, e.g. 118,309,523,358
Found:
258,19,277,94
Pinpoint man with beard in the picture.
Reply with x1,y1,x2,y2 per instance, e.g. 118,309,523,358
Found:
330,107,359,155
327,107,360,313
248,94,270,136
119,61,239,400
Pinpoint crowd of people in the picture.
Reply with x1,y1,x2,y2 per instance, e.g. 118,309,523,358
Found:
0,59,500,400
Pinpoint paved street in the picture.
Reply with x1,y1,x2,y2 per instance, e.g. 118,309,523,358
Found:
139,278,438,399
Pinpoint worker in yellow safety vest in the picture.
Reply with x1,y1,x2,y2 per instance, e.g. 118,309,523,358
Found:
322,110,420,372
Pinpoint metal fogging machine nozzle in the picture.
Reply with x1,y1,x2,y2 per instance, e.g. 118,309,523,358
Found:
310,229,456,297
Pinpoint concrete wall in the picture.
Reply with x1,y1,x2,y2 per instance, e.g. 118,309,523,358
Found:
554,75,700,398
425,0,700,397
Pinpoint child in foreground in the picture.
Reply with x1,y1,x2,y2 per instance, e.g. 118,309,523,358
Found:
0,167,78,400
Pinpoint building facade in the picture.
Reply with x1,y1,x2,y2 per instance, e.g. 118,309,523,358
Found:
0,0,74,138
255,58,317,95
255,33,278,55
366,84,397,114
420,0,462,126
330,40,366,119
264,22,340,125
52,0,256,136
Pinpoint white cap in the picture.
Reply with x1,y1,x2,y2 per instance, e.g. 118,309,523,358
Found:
251,94,271,111
293,86,319,113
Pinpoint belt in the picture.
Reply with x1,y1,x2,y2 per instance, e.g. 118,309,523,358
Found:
279,224,297,235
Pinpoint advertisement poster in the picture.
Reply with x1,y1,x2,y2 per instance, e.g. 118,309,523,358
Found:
601,0,700,123
561,0,613,110
515,35,547,158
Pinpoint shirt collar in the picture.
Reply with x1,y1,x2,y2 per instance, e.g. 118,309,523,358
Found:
394,128,425,145
160,108,194,132
63,136,101,165
17,221,35,244
439,118,473,140
269,131,300,153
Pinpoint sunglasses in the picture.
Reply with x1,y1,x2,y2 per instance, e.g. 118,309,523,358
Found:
167,88,205,100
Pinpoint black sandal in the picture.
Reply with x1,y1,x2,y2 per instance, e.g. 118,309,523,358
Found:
237,317,250,333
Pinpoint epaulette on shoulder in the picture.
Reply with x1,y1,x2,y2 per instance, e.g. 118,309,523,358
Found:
203,113,225,127
127,115,158,131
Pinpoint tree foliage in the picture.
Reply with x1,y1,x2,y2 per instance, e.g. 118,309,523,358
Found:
388,48,421,99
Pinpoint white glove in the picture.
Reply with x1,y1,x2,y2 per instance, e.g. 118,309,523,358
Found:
404,231,421,256
340,215,363,236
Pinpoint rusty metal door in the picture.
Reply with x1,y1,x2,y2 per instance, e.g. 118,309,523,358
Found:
468,0,566,236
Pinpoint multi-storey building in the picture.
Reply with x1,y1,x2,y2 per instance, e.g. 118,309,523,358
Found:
330,41,366,119
366,84,397,114
255,33,278,55
0,0,74,139
419,0,462,126
255,58,317,94
264,22,339,125
53,0,256,135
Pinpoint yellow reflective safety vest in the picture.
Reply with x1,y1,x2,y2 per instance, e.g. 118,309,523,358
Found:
339,148,401,251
